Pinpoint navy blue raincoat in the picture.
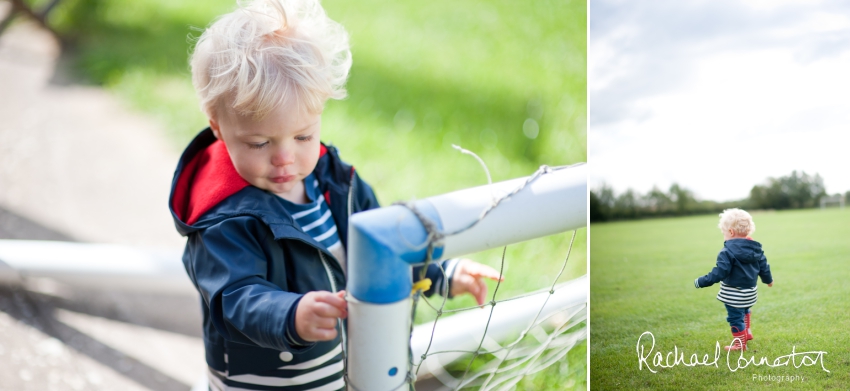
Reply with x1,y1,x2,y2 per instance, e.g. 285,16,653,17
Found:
169,128,450,386
696,238,773,289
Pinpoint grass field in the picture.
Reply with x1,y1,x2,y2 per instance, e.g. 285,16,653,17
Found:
590,208,850,390
40,0,587,389
47,0,585,201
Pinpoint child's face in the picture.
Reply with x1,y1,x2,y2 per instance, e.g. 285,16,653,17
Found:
210,101,322,201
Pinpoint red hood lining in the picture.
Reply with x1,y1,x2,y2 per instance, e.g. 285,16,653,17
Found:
172,140,328,226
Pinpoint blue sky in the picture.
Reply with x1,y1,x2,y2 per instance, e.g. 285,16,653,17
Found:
590,0,850,201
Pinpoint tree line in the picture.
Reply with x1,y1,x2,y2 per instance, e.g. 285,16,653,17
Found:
591,171,842,222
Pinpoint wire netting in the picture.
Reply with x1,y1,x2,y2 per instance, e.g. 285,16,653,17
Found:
409,229,586,391
343,150,586,391
405,159,586,390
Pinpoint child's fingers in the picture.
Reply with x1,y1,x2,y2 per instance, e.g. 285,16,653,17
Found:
296,293,344,342
304,326,338,341
461,276,487,306
313,316,338,330
463,261,504,281
474,278,488,306
313,301,347,319
315,292,349,314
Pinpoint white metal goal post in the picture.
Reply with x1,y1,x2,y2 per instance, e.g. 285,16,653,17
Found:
346,163,587,390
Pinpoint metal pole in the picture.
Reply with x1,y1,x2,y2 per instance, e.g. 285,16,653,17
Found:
346,164,586,390
0,240,192,295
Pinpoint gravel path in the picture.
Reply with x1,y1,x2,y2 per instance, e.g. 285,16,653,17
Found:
0,20,204,391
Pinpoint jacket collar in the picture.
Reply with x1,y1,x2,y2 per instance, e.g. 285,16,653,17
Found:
169,127,340,238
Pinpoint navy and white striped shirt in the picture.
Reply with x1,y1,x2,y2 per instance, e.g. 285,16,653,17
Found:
716,281,758,308
279,174,346,270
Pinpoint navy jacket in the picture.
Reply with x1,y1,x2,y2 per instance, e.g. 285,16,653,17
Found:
169,128,450,379
695,238,773,289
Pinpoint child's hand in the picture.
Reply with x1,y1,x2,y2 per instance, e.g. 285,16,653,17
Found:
768,282,773,287
295,290,347,342
450,259,504,306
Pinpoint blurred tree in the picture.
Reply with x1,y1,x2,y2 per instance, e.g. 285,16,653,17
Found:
590,184,614,222
613,189,640,220
589,191,604,222
589,171,831,223
644,186,672,215
668,183,695,215
748,171,826,210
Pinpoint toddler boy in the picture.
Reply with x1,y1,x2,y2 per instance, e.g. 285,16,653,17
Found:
694,208,773,351
169,1,501,389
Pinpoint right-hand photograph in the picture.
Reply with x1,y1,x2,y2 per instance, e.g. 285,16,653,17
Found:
588,1,850,389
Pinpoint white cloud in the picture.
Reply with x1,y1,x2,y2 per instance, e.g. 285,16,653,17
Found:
590,0,850,201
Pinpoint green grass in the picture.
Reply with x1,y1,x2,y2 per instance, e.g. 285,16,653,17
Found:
41,0,587,389
590,208,850,390
47,0,586,201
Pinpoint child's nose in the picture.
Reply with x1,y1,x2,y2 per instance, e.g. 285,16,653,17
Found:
271,147,295,167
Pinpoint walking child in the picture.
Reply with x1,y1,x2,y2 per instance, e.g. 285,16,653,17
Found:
169,1,502,389
694,208,773,351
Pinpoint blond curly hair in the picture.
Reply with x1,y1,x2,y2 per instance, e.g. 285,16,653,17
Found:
190,0,351,120
718,208,755,237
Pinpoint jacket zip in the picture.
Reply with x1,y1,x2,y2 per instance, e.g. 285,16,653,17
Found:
336,172,356,359
318,247,348,360
314,168,354,293
313,173,355,359
314,161,357,359
318,250,339,293
347,171,355,230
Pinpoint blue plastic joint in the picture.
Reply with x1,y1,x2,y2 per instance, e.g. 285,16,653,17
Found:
348,202,444,304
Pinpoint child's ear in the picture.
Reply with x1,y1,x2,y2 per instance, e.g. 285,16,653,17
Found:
209,118,222,139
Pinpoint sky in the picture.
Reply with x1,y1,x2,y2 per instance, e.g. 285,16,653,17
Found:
589,0,850,202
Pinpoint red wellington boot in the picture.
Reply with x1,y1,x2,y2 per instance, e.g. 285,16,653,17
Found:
724,329,748,351
745,312,753,341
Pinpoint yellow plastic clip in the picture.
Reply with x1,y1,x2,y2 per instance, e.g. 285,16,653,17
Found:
411,278,432,296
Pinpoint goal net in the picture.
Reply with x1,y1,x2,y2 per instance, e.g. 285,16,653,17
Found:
344,163,587,391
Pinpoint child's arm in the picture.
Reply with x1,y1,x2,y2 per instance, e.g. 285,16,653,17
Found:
694,251,732,288
758,252,774,287
188,217,318,352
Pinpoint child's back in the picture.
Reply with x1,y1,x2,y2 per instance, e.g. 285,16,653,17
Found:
707,238,768,308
